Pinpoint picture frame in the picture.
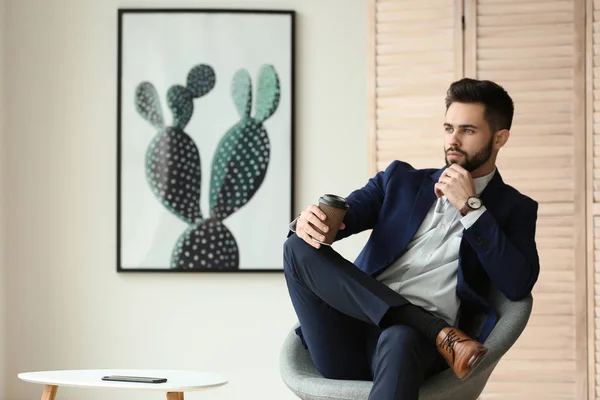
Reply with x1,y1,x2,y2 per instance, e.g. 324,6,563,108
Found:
116,8,295,272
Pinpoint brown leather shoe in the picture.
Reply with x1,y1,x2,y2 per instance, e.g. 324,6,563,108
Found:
436,327,488,380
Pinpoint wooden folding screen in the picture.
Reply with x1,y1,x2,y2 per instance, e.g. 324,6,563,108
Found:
368,0,586,398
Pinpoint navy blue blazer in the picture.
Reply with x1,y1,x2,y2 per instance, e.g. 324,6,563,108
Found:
306,160,540,343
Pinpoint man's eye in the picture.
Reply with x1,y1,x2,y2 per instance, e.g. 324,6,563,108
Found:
445,127,453,133
465,129,474,134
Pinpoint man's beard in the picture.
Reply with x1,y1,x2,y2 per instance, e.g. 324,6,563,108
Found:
445,136,494,172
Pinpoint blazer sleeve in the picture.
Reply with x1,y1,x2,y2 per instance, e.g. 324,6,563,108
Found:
462,196,540,301
287,161,401,240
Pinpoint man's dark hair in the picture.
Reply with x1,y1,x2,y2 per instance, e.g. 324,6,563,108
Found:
445,78,514,133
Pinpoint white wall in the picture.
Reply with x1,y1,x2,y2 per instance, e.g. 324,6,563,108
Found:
4,1,367,399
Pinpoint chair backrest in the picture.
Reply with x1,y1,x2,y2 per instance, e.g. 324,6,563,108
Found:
482,288,533,359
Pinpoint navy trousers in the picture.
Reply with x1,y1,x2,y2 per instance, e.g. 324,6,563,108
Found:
283,234,447,400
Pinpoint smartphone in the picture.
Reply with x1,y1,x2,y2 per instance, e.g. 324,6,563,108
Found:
101,375,167,384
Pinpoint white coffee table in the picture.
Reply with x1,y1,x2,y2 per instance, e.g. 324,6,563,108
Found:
18,369,228,399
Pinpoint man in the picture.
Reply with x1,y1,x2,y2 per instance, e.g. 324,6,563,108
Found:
283,78,540,400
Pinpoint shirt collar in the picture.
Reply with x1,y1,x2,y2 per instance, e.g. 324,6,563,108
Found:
473,168,496,196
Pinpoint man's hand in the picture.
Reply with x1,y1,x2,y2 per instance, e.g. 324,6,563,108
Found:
434,164,476,212
296,204,346,249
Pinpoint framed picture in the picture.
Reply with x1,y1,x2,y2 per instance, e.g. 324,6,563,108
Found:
117,9,295,272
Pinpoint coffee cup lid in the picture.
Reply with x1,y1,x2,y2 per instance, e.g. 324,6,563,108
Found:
319,194,349,210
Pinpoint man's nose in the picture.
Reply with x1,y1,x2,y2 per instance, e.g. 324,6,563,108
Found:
448,132,461,147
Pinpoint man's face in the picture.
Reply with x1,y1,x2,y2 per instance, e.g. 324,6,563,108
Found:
444,102,494,172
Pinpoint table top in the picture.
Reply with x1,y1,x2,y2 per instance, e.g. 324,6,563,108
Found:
18,369,228,391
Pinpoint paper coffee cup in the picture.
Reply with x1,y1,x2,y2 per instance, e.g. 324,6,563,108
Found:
312,194,349,245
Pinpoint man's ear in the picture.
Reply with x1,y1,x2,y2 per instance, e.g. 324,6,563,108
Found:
494,129,510,149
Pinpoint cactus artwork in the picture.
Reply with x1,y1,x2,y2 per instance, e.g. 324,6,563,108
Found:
134,64,281,270
117,9,294,272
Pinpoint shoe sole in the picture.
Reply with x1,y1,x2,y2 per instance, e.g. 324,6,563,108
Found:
459,349,488,381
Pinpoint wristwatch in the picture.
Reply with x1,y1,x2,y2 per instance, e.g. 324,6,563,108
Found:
460,196,482,216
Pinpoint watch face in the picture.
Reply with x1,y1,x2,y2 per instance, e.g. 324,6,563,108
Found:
467,197,482,209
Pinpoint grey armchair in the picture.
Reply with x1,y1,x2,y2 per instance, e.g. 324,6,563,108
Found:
280,288,533,400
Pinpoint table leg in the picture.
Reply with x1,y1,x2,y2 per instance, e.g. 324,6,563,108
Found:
166,392,184,400
41,385,58,400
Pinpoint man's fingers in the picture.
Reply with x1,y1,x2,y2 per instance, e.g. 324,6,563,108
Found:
339,222,346,230
309,205,326,220
295,204,328,249
434,182,445,198
297,210,329,236
448,163,463,172
298,222,327,243
305,212,329,234
307,223,327,242
438,169,454,186
443,168,459,179
449,163,469,176
299,228,321,249
305,232,321,249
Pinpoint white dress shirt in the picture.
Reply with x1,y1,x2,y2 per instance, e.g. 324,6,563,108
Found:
375,169,496,326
